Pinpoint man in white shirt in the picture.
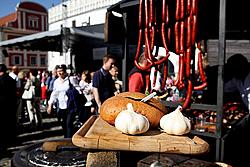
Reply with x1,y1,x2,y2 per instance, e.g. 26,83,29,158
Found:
47,64,76,138
9,66,21,89
9,66,22,126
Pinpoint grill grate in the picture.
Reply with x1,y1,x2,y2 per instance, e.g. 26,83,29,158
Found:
13,142,87,167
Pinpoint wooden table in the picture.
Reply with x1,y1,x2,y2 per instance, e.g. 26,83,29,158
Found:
72,116,209,154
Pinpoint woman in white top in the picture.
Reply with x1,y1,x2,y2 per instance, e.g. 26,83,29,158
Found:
79,70,95,123
23,72,35,125
109,65,123,95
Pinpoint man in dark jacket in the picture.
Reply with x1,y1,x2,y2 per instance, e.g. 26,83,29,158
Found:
92,54,116,113
223,54,250,166
0,64,17,158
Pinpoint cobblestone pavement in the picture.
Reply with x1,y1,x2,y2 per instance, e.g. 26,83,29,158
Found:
0,107,64,167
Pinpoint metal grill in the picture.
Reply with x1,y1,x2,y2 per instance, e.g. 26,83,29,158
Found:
12,142,87,167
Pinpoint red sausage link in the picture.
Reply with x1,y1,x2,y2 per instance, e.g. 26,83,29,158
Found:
144,0,149,26
178,53,185,90
145,28,154,62
150,26,155,50
180,0,184,19
180,21,185,52
155,52,170,65
187,16,192,47
149,0,155,51
185,48,191,77
168,28,171,45
191,0,197,15
191,15,197,45
134,58,153,71
149,0,154,24
166,3,169,24
182,80,193,109
187,0,191,14
134,30,143,63
197,49,206,82
138,0,143,28
194,47,208,90
175,22,180,54
134,29,153,70
161,60,168,90
162,0,166,21
176,0,180,21
194,82,207,91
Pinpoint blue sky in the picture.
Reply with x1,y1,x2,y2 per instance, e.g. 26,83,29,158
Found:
0,0,61,18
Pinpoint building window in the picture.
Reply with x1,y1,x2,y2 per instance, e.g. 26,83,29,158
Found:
9,53,23,66
30,57,37,66
40,55,46,66
28,15,39,28
10,54,23,66
27,54,37,66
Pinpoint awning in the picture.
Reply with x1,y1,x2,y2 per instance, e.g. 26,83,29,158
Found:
107,0,138,13
106,0,250,42
0,26,105,52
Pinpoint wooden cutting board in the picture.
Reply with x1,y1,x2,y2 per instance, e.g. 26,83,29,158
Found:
72,116,209,155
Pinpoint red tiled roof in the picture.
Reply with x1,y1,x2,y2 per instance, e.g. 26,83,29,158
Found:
0,12,17,27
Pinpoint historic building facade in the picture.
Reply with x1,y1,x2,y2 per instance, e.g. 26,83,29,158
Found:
47,0,121,71
0,1,48,71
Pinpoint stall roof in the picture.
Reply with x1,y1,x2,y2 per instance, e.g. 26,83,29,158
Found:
0,26,105,52
107,0,138,13
106,0,250,42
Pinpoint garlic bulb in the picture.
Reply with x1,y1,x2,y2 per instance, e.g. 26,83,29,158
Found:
160,105,191,135
115,103,150,135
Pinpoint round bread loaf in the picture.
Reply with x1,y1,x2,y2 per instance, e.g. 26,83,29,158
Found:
100,92,167,128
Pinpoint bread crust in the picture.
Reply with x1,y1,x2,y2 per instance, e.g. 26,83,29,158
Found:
100,92,167,128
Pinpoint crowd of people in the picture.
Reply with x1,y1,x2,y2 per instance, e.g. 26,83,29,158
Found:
0,55,124,157
0,64,53,150
1,52,180,157
45,54,122,138
0,52,179,157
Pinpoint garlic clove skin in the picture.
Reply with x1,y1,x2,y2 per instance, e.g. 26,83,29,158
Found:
115,103,150,135
160,105,191,135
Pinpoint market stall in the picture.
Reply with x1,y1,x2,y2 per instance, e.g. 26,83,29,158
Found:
101,0,250,163
72,0,250,166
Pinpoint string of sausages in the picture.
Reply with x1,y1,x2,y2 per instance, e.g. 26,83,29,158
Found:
134,0,207,110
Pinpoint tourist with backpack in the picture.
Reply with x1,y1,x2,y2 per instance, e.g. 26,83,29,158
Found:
47,64,81,138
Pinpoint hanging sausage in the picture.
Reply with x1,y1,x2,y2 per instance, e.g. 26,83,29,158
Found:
134,0,207,110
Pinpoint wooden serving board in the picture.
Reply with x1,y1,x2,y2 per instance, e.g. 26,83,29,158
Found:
72,116,209,155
